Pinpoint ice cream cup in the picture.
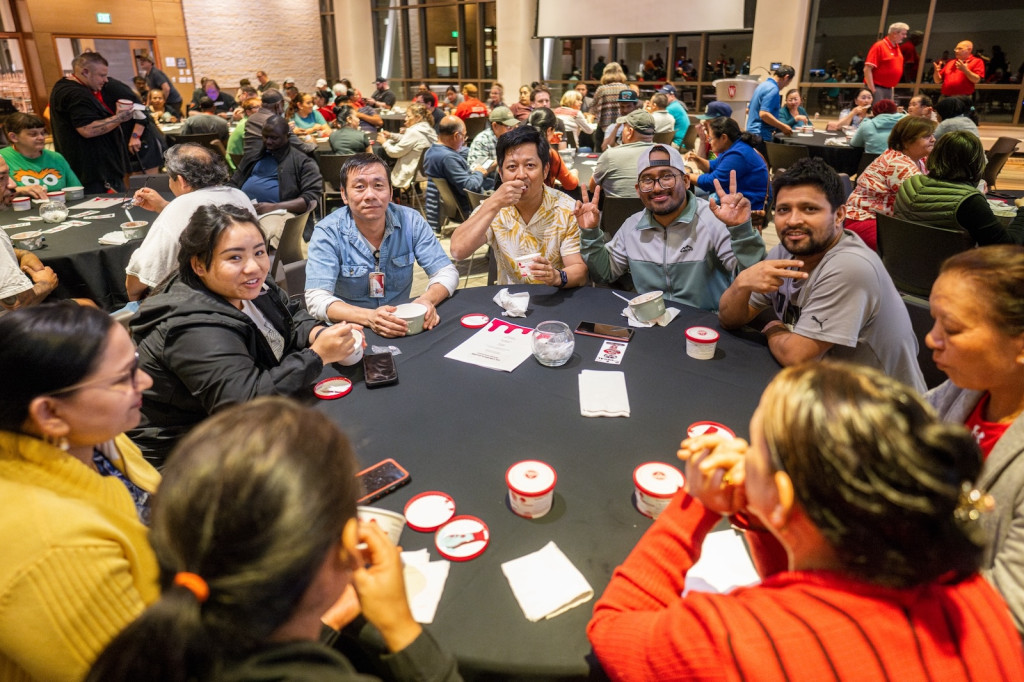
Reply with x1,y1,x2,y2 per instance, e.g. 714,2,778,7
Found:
685,326,719,360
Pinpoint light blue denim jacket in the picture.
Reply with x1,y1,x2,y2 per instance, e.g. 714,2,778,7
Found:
305,203,454,320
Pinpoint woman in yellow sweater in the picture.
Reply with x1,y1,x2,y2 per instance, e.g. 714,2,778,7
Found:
0,304,160,682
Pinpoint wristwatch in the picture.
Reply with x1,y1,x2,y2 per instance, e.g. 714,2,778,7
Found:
556,269,567,288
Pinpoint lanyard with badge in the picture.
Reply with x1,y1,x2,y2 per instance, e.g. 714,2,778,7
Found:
369,248,385,298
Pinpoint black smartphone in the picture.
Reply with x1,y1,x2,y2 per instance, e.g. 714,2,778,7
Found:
575,321,635,342
363,352,398,388
356,458,411,504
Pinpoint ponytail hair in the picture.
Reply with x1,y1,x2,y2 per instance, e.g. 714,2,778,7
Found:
86,397,361,682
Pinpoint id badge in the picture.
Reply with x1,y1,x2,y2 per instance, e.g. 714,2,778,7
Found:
369,271,385,298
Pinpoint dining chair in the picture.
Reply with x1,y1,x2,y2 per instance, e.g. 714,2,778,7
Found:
128,173,171,192
464,116,489,143
902,293,946,389
270,207,315,290
680,116,701,153
652,130,675,145
764,142,809,177
600,196,645,238
316,153,352,216
984,136,1020,190
875,213,973,298
172,132,225,157
855,152,880,177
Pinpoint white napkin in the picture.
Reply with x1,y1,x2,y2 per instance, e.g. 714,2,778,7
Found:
501,541,594,621
824,137,849,146
621,306,680,328
579,369,630,418
98,231,128,245
493,287,529,317
682,530,761,596
401,549,450,624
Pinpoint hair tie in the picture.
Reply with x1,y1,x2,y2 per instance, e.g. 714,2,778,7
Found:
173,572,210,603
954,482,994,525
970,106,976,112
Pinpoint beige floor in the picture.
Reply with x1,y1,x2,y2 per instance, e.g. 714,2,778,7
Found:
411,156,1024,298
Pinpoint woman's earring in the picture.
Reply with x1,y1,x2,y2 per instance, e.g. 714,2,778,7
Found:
44,434,70,451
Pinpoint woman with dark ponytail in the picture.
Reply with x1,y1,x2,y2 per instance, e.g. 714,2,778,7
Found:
685,116,770,210
87,397,459,682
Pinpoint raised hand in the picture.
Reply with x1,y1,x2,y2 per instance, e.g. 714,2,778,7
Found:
573,183,601,230
708,170,752,227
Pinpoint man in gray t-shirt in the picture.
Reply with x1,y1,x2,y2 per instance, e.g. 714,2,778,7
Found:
719,157,924,392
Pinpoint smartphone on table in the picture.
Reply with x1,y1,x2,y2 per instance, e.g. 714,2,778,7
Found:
356,458,411,504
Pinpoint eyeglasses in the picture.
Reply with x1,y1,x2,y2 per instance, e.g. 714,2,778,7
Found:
638,172,680,193
48,352,141,396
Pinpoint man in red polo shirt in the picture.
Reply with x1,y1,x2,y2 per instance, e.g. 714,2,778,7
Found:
934,40,985,97
864,22,908,101
454,84,488,120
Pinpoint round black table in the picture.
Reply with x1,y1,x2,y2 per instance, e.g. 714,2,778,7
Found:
777,130,865,176
0,195,163,310
314,284,780,680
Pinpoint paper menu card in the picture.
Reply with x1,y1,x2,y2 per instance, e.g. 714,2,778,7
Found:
445,318,535,372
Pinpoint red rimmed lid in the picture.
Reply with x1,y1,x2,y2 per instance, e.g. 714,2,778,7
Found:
314,377,352,399
435,515,489,561
404,491,456,532
685,326,720,343
686,421,736,439
46,191,65,196
12,197,29,203
460,313,490,329
633,462,684,498
505,460,557,496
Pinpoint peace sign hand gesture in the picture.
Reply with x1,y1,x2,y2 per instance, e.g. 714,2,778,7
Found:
708,170,751,227
573,183,601,230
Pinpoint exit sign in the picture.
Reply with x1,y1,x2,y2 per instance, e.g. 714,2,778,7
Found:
96,12,111,23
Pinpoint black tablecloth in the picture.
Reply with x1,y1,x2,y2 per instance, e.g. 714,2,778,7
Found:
315,284,780,679
777,131,864,176
0,195,164,310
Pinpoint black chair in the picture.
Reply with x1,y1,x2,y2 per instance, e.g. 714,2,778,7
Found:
316,153,352,215
875,213,973,298
464,116,489,143
600,197,645,238
564,130,577,149
172,132,225,157
680,116,700,153
837,173,854,203
902,293,946,389
128,173,171,192
764,142,809,177
855,152,880,177
984,136,1020,190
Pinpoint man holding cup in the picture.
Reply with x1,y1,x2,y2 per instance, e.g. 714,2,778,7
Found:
449,125,588,288
49,52,140,193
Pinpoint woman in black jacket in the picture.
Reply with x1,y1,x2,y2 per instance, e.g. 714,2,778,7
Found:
129,204,358,466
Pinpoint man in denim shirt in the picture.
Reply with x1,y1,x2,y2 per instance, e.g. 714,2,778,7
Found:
305,154,458,337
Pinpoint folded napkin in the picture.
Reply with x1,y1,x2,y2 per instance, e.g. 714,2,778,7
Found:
579,369,630,418
98,231,128,245
501,541,594,621
824,137,849,146
493,287,529,317
621,306,681,328
401,549,450,624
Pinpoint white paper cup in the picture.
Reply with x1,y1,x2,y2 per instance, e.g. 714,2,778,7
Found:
516,252,541,279
506,460,557,519
64,186,84,200
685,326,719,360
46,191,65,204
629,290,666,322
12,197,30,211
633,462,684,519
121,220,149,240
11,230,43,250
339,328,364,366
357,506,405,545
393,302,427,335
116,98,133,112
